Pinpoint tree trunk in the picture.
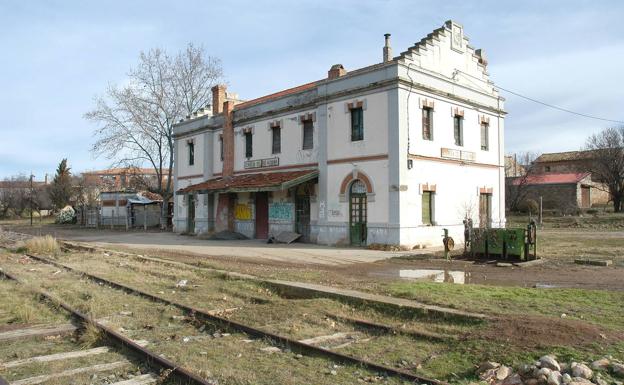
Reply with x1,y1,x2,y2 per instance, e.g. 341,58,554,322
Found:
613,195,622,213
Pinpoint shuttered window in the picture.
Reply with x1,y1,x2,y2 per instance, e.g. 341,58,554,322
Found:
272,126,281,154
422,191,433,225
480,122,489,151
188,142,195,166
245,132,252,158
350,107,364,141
453,115,463,146
219,137,224,161
302,120,314,149
422,107,433,140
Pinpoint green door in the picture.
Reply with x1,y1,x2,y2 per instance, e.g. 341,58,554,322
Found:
187,194,195,233
349,180,367,246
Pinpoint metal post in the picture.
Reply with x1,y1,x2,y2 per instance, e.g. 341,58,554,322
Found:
539,196,543,226
144,204,147,231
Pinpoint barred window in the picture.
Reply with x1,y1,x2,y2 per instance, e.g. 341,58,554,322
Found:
302,120,313,150
272,126,281,154
245,132,252,158
422,107,433,140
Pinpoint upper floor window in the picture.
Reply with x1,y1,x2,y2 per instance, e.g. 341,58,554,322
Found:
453,115,463,147
480,122,489,151
302,120,314,150
244,132,253,158
272,126,281,154
545,166,551,172
422,107,433,140
350,107,364,141
219,137,224,161
188,141,195,165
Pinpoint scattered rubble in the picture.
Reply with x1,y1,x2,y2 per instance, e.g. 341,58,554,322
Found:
477,355,624,385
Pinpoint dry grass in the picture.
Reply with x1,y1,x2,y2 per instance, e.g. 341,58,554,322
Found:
23,235,60,255
79,322,103,348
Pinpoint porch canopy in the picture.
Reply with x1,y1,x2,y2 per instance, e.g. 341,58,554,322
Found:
177,169,319,194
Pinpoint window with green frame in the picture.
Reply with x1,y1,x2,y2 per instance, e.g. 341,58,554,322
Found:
350,107,363,141
422,191,434,225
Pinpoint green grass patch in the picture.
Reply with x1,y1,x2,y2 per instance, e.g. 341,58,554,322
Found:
384,281,624,331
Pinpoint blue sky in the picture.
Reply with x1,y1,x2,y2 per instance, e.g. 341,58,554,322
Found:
1,0,623,179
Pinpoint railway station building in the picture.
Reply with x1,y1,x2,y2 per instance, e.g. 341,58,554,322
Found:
172,20,506,247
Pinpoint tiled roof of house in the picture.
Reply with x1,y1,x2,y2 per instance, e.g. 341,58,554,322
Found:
82,167,169,176
179,169,318,194
535,150,597,163
233,81,321,110
512,172,590,185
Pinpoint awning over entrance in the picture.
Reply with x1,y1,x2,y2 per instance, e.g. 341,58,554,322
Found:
177,169,319,194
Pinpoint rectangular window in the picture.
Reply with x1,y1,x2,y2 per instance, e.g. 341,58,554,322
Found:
480,122,489,151
422,107,433,140
188,142,195,166
453,115,463,146
422,191,434,225
244,132,253,158
271,126,281,154
302,120,314,149
219,137,223,161
350,107,364,141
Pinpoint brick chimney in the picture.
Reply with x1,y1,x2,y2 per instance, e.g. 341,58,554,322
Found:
211,84,227,114
383,33,392,62
221,100,235,177
328,64,346,79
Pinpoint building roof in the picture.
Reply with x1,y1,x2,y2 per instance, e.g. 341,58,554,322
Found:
179,170,319,194
82,167,169,176
234,81,320,110
512,172,590,186
535,150,597,163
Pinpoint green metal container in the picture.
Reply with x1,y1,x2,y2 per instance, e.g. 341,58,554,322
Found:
487,229,504,256
504,228,526,260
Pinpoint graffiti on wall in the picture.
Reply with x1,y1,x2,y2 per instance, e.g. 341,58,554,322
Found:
234,204,253,220
269,202,294,222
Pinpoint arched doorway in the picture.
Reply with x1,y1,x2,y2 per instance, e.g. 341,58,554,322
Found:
349,180,367,246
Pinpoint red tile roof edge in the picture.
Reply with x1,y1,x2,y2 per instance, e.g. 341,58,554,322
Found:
512,172,590,185
179,169,318,193
234,81,321,110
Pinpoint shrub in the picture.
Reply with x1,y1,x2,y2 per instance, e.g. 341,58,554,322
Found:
24,235,60,255
55,205,75,224
518,199,539,214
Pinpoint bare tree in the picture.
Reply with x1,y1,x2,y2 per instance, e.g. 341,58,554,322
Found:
505,151,541,212
0,175,31,218
85,44,223,228
585,127,624,213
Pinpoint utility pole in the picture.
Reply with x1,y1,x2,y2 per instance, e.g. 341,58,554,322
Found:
29,173,34,226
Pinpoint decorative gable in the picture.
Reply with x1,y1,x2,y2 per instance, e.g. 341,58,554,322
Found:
396,20,496,96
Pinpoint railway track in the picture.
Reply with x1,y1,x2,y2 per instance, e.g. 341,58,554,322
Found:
12,251,448,385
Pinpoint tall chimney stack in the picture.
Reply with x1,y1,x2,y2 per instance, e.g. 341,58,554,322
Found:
383,33,392,62
211,84,227,114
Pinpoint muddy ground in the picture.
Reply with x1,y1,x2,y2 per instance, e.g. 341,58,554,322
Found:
5,222,623,292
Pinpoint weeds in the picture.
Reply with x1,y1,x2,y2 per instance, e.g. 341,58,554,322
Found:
23,235,60,255
79,322,103,348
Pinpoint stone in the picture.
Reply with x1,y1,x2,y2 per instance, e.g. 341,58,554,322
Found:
175,279,188,288
594,376,608,385
330,370,338,376
503,373,523,385
612,363,624,377
537,368,553,378
540,356,562,371
480,369,498,381
571,363,593,380
496,366,512,380
260,346,281,353
526,379,539,385
478,362,501,374
548,371,563,385
119,311,133,316
591,358,610,370
562,374,572,384
519,364,536,376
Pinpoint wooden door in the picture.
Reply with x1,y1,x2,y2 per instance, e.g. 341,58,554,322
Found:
255,192,269,239
187,194,195,233
581,186,590,208
349,180,368,246
479,193,491,228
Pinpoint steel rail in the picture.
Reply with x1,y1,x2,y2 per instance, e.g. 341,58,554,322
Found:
0,268,215,385
24,253,448,385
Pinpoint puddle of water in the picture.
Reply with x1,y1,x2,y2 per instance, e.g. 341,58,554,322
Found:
398,269,470,284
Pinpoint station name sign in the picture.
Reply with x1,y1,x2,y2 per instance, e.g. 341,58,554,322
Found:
244,157,280,169
441,148,476,162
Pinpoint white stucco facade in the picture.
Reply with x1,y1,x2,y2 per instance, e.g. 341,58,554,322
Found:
172,20,506,248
